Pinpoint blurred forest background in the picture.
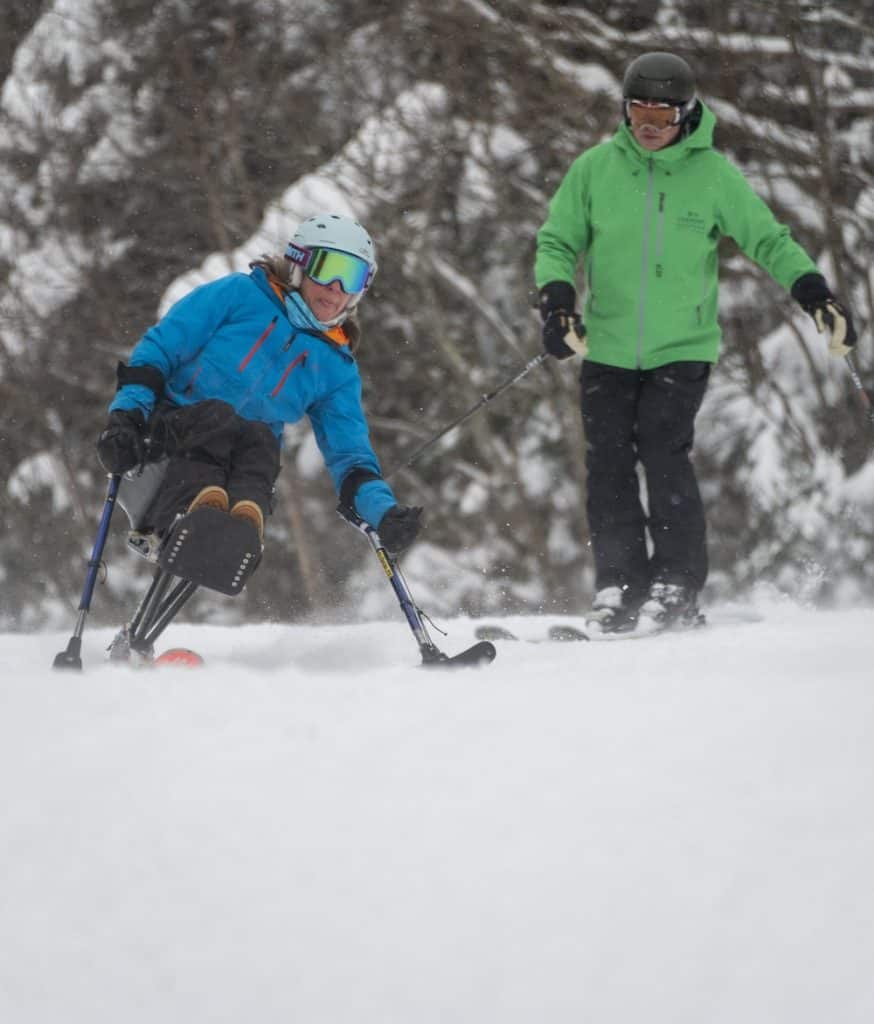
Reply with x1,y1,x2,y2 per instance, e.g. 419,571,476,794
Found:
1,0,873,630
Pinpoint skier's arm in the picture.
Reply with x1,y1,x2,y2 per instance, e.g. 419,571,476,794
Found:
110,276,241,418
716,158,819,289
534,153,592,290
307,375,398,529
717,159,857,355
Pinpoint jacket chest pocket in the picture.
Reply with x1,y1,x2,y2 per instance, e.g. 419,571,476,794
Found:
237,317,279,372
271,350,309,398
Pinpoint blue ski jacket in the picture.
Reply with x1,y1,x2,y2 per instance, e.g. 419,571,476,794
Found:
109,267,397,528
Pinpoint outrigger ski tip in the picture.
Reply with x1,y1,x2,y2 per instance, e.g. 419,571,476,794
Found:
420,639,497,669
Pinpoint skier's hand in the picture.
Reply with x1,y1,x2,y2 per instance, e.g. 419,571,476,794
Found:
814,299,857,357
377,505,423,556
543,312,587,360
791,273,858,357
539,281,588,360
97,409,146,474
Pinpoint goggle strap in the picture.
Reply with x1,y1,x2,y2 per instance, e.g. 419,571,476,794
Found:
285,243,311,268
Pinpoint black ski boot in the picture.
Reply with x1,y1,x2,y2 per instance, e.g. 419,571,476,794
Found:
584,585,643,636
636,581,704,634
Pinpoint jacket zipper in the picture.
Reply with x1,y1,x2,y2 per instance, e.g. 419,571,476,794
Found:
636,161,656,367
184,366,203,396
271,351,308,398
237,316,278,372
655,191,666,262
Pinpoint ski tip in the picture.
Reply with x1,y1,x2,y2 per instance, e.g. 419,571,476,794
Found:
52,651,83,671
474,624,519,642
422,640,497,669
153,647,205,669
465,640,497,665
547,625,590,643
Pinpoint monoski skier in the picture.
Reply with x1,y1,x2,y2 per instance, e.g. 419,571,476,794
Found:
96,212,422,554
535,51,857,636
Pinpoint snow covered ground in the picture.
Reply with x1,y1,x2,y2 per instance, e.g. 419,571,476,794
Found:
2,599,873,1023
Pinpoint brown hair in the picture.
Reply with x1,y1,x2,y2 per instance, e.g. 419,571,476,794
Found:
249,254,293,290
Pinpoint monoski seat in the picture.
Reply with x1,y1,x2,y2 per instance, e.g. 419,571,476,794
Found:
117,460,261,593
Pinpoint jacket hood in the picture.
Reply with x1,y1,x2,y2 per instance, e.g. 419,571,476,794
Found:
250,264,288,312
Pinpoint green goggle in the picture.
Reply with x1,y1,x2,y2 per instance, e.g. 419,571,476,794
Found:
285,243,373,294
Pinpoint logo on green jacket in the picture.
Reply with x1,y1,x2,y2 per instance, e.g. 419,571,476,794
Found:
677,210,708,234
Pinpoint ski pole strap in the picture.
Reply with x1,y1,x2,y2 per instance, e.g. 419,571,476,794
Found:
116,361,165,400
338,467,383,514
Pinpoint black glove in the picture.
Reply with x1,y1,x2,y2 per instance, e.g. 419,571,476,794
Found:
791,273,857,357
377,505,423,555
96,409,146,474
539,281,588,360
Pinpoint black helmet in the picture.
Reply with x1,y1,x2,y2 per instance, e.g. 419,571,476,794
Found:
622,52,695,105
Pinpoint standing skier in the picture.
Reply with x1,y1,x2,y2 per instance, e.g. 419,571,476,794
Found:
535,51,856,635
96,212,422,555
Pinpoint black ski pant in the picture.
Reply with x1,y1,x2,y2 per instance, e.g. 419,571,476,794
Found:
580,359,711,598
143,399,281,534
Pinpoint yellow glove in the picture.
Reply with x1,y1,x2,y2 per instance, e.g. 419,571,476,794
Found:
791,273,857,358
813,300,857,358
539,281,588,360
543,312,588,359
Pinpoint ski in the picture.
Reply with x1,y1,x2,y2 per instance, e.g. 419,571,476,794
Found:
548,625,592,642
475,624,594,643
475,618,708,644
422,640,497,669
474,624,564,644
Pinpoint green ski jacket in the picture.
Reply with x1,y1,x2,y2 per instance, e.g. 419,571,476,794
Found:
535,103,819,369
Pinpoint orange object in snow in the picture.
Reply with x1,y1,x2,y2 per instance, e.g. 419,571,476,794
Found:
153,648,205,668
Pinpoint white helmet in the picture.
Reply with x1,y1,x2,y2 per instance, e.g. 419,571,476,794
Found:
292,213,376,269
285,213,377,321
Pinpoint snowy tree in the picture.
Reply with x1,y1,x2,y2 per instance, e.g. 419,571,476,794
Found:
1,0,872,627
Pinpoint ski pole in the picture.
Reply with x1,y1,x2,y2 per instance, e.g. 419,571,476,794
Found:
843,351,874,427
337,507,495,667
53,473,122,670
387,350,549,478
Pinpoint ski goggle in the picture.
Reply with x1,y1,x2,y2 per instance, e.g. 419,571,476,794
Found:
625,99,684,130
285,243,373,294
